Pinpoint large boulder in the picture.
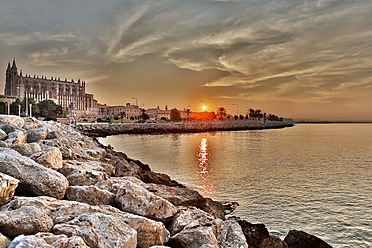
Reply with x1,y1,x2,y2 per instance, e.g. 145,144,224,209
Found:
65,185,115,205
4,130,26,145
141,171,172,186
217,219,248,248
168,225,219,248
232,217,270,248
0,206,53,238
115,181,178,222
0,115,24,129
34,233,89,248
283,230,332,248
0,148,69,199
259,236,288,248
27,127,48,143
144,183,204,207
112,156,142,178
8,235,53,248
30,147,63,170
59,160,110,186
0,141,7,147
0,172,19,206
53,213,137,248
9,143,42,156
168,207,215,235
3,196,170,248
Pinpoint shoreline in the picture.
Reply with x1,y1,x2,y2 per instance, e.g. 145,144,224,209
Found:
75,120,294,137
0,115,333,248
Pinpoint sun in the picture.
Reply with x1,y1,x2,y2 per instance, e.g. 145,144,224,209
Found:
202,105,207,111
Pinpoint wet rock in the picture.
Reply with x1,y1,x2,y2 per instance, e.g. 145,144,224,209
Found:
65,185,115,205
34,232,89,248
218,219,248,248
0,172,19,206
0,206,53,238
0,148,68,199
259,236,288,248
53,213,137,248
112,156,141,178
0,115,24,129
141,171,172,186
284,230,332,248
0,232,11,247
8,235,53,248
168,207,215,236
144,183,204,207
26,127,48,143
9,143,42,156
30,147,63,170
4,130,26,145
232,216,270,248
168,225,219,248
115,181,178,222
196,197,226,220
0,129,6,140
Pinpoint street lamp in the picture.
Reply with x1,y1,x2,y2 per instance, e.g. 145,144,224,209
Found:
232,104,239,116
132,97,138,106
17,87,28,117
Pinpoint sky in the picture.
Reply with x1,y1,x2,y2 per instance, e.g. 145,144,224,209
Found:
1,0,372,121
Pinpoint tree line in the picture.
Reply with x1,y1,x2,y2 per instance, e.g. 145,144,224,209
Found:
0,98,63,118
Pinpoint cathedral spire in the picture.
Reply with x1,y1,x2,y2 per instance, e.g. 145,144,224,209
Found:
12,59,17,69
7,61,11,71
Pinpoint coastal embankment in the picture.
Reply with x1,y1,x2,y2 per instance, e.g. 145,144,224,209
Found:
75,120,294,137
0,115,331,248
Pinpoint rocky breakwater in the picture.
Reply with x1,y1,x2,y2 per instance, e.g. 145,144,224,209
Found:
75,120,294,137
0,114,331,248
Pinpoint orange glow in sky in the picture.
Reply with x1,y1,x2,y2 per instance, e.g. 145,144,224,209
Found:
202,105,207,111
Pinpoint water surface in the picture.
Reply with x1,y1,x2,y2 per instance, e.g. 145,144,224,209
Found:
99,124,372,248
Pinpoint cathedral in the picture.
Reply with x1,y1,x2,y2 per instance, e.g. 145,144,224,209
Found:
3,59,98,115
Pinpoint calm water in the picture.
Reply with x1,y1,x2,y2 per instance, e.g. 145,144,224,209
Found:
99,124,372,248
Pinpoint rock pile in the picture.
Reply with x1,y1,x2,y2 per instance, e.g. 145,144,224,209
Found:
0,115,331,248
75,120,294,137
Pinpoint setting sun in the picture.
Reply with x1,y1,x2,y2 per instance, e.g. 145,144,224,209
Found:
202,105,207,111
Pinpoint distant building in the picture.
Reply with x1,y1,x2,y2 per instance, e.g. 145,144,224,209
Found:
107,103,142,120
146,106,171,121
4,59,98,116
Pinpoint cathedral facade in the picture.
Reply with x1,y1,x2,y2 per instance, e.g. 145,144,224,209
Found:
4,59,98,115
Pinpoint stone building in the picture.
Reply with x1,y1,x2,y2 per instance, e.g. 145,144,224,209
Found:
4,59,98,115
106,103,142,120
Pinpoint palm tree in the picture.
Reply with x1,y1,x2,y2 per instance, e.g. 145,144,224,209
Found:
119,111,126,122
217,107,227,120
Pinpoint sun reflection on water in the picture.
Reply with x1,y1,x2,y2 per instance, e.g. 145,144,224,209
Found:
195,137,218,199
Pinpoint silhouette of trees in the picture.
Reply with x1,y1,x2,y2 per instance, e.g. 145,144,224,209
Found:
217,107,227,120
170,108,182,121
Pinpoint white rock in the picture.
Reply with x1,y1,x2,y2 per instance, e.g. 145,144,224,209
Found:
0,206,53,238
34,233,89,248
217,219,248,248
30,147,63,170
115,181,178,222
0,148,68,199
53,213,137,248
9,143,42,156
27,127,48,143
0,172,19,206
65,185,115,205
8,235,53,248
0,129,7,140
4,130,26,145
0,115,24,129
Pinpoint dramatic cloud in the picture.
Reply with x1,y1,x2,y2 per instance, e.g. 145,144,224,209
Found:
0,0,371,120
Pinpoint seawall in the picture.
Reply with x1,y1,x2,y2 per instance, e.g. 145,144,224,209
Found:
75,120,294,137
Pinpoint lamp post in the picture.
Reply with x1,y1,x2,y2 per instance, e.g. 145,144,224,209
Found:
132,97,138,106
17,87,28,117
232,104,239,117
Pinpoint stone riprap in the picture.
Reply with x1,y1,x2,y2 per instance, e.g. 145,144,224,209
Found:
75,120,294,137
0,115,331,248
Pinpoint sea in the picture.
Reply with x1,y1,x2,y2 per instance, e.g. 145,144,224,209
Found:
98,123,372,248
